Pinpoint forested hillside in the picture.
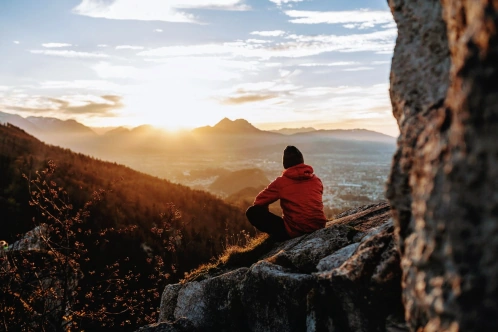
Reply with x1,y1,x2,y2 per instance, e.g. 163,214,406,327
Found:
209,168,269,196
0,123,253,251
0,123,255,330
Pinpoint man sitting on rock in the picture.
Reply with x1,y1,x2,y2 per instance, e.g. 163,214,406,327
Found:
246,145,327,241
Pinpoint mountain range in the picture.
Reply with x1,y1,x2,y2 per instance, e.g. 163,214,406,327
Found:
0,112,396,161
0,112,395,143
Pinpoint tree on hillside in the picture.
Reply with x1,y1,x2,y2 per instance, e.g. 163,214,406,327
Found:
0,161,181,331
0,124,256,273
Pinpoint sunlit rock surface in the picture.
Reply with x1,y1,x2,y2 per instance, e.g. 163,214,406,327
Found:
387,0,498,330
137,202,408,332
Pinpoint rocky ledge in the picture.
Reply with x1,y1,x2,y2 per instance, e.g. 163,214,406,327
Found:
137,202,408,332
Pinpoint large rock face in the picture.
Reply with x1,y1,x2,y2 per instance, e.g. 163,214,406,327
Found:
138,202,408,332
387,0,498,330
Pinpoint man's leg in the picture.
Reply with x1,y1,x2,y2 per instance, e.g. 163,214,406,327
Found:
245,205,290,241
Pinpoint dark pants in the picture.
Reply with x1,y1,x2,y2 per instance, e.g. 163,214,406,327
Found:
245,205,290,241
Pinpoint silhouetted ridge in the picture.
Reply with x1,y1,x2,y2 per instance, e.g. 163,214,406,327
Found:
270,127,316,135
26,116,97,135
104,126,131,136
209,168,269,196
193,118,263,134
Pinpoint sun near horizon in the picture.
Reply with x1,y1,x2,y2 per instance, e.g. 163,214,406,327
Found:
80,115,399,137
1,0,398,139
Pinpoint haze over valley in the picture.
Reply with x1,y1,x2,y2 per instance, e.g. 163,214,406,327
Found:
1,111,395,216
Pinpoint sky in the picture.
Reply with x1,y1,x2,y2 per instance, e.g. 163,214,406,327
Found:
0,0,399,136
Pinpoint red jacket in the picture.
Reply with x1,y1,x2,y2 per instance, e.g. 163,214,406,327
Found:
254,163,327,238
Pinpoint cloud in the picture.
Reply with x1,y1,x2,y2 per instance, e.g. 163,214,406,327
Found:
270,0,303,5
0,86,10,91
250,30,286,37
292,84,391,115
42,43,72,48
139,44,232,57
97,44,108,48
284,9,394,28
13,41,20,44
92,62,140,79
371,60,391,65
50,95,123,115
30,50,109,58
298,61,359,67
292,86,364,97
246,39,272,44
139,28,395,59
115,45,145,50
73,0,249,23
215,83,393,131
284,29,396,54
216,79,301,106
3,94,123,117
221,94,278,105
233,81,301,93
39,80,123,92
155,29,163,32
141,56,259,81
381,22,397,29
343,66,374,71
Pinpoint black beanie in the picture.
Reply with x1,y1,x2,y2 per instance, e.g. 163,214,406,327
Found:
283,145,304,169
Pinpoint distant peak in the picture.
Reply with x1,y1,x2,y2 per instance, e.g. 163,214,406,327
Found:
215,118,251,126
131,124,158,134
218,117,232,123
211,118,261,133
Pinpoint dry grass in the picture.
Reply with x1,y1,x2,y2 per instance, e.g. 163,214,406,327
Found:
182,233,274,283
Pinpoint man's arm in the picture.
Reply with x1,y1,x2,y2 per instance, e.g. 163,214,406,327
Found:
254,179,280,206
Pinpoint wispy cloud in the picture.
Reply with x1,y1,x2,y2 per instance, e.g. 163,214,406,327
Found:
115,45,144,50
30,50,109,58
139,28,395,59
13,41,20,44
250,30,286,37
284,29,396,54
139,44,233,57
221,94,278,105
343,66,374,71
371,60,391,65
154,29,163,32
97,44,108,48
298,61,359,67
233,81,301,93
51,95,123,115
217,79,301,105
246,39,272,44
292,86,366,97
141,56,259,82
39,80,122,92
285,9,394,29
92,62,140,79
42,43,72,48
73,0,249,23
293,84,391,114
270,0,304,6
2,94,123,117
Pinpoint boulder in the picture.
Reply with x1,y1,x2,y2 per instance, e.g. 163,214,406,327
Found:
140,202,408,331
387,0,498,330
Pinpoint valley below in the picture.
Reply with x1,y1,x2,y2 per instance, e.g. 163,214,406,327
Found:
110,145,394,217
0,112,396,217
